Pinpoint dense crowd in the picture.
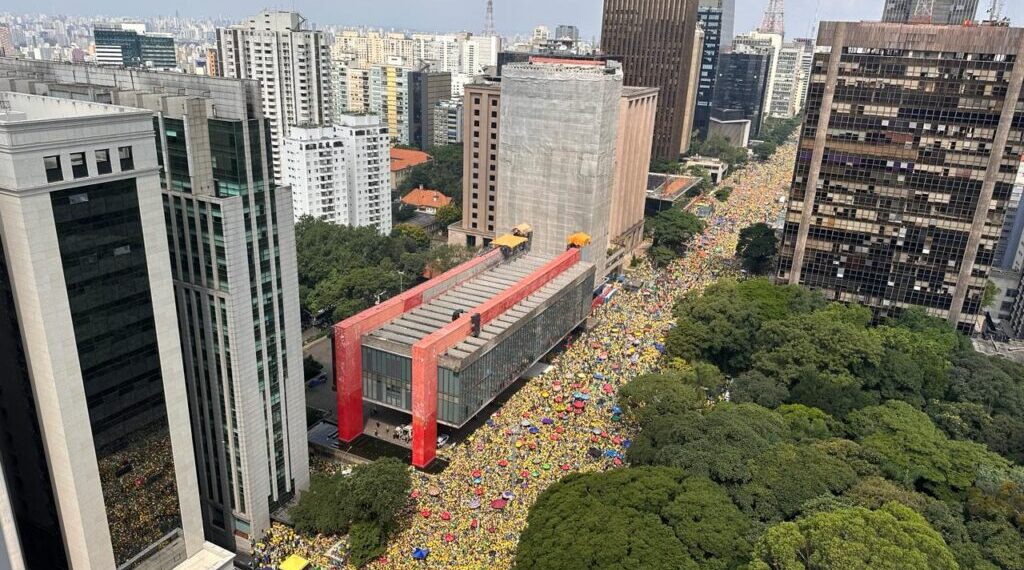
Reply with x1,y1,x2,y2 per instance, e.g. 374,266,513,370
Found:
252,143,797,569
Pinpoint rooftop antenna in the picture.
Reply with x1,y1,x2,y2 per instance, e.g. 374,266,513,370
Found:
484,0,496,37
987,0,1006,21
759,0,785,37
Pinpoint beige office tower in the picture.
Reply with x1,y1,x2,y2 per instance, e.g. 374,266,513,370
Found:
778,21,1024,333
0,91,233,569
496,60,623,278
611,87,659,261
217,11,331,184
449,80,502,248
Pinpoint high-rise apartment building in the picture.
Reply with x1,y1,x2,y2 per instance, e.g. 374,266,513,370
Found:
0,25,14,57
217,11,331,184
495,59,623,277
712,49,772,135
409,70,452,150
0,90,234,569
768,42,807,119
433,98,464,146
601,0,701,160
0,57,310,551
370,63,412,145
448,80,502,247
778,21,1024,333
695,5,724,139
94,24,176,69
555,25,581,41
283,117,392,232
882,0,980,24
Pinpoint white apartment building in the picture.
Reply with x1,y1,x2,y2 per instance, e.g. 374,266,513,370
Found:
283,116,392,233
217,11,331,184
769,42,805,119
433,98,463,146
0,91,233,570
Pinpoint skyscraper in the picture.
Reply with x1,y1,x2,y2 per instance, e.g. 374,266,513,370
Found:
448,79,502,247
283,117,393,233
0,25,14,57
601,0,701,160
0,90,233,569
217,11,331,184
701,0,735,49
882,0,980,24
0,57,310,552
712,49,772,135
777,21,1024,333
694,4,724,139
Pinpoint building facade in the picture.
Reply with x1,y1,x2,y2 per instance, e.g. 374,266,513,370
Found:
601,0,701,160
369,63,411,145
768,42,807,119
449,80,502,248
0,58,310,551
712,50,772,136
882,0,980,24
610,87,659,263
495,60,622,277
433,98,464,146
283,118,392,233
94,24,176,69
217,11,331,184
694,5,724,139
409,70,452,150
0,91,233,569
777,21,1024,333
699,0,735,49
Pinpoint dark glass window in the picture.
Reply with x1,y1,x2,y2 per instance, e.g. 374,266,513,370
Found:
70,152,88,179
50,179,184,567
95,149,112,175
118,146,134,171
44,155,63,182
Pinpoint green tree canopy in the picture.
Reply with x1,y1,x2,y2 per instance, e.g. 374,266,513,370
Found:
646,207,706,259
618,369,706,425
736,223,778,275
750,502,958,570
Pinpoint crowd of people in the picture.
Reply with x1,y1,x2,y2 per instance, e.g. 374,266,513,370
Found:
252,143,797,569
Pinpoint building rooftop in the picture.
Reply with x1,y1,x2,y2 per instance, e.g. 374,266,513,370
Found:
0,91,145,123
362,253,592,368
401,187,451,209
646,173,702,201
391,147,432,172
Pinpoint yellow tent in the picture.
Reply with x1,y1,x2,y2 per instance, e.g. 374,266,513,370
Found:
567,232,592,248
492,234,529,249
279,554,310,570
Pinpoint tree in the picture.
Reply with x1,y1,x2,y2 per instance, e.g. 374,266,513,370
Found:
736,223,777,275
750,502,959,570
433,203,462,229
847,401,1009,500
647,208,705,257
397,144,463,202
778,404,837,442
303,356,324,380
753,141,777,161
618,370,705,425
662,477,753,569
714,187,733,202
732,442,860,522
515,468,700,570
390,223,430,248
689,134,749,168
628,403,788,484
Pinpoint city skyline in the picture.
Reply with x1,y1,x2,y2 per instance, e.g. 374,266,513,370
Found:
3,0,1023,40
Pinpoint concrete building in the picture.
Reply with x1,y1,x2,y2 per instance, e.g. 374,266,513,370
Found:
555,25,581,41
694,4,724,140
333,236,596,468
370,63,412,145
609,87,659,263
217,11,331,184
777,21,1024,333
601,0,702,160
283,117,392,233
409,70,452,150
713,50,772,136
93,24,176,69
699,0,735,49
708,111,752,147
731,31,783,127
769,42,806,119
0,25,15,58
495,59,622,278
882,0,980,24
0,58,310,552
0,91,233,569
433,98,464,146
449,80,502,248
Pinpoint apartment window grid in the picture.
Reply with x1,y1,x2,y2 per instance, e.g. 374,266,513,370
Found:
780,47,1023,327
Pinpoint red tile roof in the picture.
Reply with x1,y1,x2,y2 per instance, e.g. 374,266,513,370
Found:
401,188,452,209
391,148,432,172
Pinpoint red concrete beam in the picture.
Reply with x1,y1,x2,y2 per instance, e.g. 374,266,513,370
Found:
410,248,581,467
332,248,502,442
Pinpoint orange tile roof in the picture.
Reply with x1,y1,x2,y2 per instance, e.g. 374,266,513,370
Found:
391,148,432,172
401,188,452,209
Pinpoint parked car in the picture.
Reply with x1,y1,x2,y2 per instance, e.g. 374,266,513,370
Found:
437,434,451,448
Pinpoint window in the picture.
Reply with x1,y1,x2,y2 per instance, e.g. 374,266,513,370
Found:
44,155,63,182
118,146,134,171
96,149,112,174
70,152,88,178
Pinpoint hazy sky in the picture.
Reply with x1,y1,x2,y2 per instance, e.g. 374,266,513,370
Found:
6,0,1024,39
